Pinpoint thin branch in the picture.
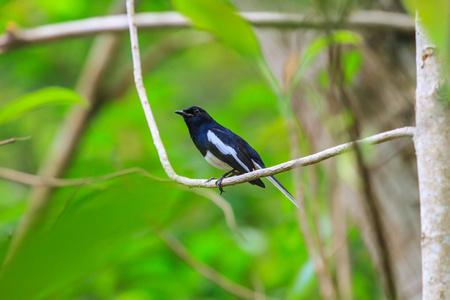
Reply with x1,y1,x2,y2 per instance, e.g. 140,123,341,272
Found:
158,231,277,300
1,10,414,54
197,126,414,187
0,165,241,239
126,0,179,181
0,136,31,146
0,166,168,187
125,0,415,191
0,129,415,189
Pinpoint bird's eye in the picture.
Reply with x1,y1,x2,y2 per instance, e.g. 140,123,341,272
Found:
193,108,199,114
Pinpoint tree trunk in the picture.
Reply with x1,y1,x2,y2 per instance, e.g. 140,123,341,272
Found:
414,15,450,300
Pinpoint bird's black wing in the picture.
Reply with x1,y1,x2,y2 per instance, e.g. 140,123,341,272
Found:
206,127,265,188
205,127,255,173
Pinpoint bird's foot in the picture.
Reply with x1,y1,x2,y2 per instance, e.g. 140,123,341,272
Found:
205,177,225,194
208,169,237,195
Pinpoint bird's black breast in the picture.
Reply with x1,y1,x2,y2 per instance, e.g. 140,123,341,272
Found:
189,123,209,156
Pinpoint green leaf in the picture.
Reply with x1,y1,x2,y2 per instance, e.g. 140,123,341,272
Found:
341,49,363,84
0,87,88,125
173,0,262,62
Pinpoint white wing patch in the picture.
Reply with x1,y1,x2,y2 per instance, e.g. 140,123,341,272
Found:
207,130,250,172
205,150,233,170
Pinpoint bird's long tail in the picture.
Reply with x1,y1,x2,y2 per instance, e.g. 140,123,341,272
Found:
252,160,304,211
267,176,304,212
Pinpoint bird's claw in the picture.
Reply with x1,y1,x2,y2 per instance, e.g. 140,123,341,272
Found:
215,177,225,194
206,177,225,194
219,186,225,195
206,177,217,183
208,169,238,195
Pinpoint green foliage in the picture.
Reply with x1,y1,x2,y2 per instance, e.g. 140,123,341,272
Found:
173,0,262,62
0,87,87,125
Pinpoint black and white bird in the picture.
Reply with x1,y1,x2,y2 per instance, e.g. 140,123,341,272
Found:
175,106,302,210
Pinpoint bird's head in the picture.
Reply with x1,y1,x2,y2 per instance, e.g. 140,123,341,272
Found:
175,106,213,126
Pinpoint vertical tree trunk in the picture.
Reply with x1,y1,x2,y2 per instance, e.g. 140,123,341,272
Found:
414,15,450,300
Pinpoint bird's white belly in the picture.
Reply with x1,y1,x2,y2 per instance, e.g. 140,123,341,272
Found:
205,151,233,171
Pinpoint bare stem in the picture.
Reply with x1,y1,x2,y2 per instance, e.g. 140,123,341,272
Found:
0,127,415,190
0,136,31,146
1,11,414,54
0,167,168,186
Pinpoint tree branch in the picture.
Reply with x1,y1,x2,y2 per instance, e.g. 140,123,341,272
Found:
1,10,414,54
0,166,168,186
125,0,415,191
0,136,30,147
0,127,415,189
191,127,414,187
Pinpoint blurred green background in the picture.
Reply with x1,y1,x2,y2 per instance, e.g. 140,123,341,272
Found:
0,0,428,299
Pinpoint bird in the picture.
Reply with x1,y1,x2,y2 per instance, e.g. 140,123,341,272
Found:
175,106,302,210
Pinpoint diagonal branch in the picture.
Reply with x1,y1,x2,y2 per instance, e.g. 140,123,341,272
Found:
182,127,414,187
0,136,31,147
0,165,241,237
0,127,415,189
1,11,415,54
125,0,415,192
0,167,169,186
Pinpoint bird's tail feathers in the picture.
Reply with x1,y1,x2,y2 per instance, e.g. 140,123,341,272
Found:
267,176,304,211
252,160,304,211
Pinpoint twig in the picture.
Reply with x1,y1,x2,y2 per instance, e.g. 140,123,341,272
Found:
0,165,242,238
0,136,31,146
0,164,244,238
1,135,414,192
200,126,414,186
0,166,168,186
158,231,277,300
1,11,415,54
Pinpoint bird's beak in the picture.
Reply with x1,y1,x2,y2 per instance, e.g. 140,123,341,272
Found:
175,110,192,117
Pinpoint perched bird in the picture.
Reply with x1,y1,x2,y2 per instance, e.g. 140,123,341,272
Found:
175,106,302,210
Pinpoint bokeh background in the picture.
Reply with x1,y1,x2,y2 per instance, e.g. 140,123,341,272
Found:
0,0,427,299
